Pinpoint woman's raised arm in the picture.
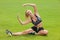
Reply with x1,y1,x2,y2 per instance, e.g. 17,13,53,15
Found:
23,3,39,15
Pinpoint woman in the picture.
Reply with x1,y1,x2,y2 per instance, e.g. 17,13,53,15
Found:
6,3,48,36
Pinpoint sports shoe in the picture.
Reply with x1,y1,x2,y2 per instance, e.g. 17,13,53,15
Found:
28,32,35,35
6,29,12,36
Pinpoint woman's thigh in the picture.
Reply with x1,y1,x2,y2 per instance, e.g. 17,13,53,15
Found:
22,28,34,33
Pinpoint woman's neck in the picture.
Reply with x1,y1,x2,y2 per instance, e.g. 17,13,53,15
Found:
30,14,37,20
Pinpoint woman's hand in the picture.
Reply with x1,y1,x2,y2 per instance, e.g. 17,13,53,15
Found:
17,15,20,20
17,15,23,25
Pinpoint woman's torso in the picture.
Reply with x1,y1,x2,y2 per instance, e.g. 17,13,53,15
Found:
31,14,43,27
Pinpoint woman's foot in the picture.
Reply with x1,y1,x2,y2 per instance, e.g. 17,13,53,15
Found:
6,30,12,36
28,32,35,35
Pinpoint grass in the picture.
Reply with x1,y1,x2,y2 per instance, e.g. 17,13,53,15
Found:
0,0,60,40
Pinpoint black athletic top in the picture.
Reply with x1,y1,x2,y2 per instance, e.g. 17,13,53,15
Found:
31,15,42,25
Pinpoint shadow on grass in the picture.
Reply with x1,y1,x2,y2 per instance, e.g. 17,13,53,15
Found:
6,34,48,38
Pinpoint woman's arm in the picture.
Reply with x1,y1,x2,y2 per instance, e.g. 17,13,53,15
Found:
23,3,39,15
17,15,31,25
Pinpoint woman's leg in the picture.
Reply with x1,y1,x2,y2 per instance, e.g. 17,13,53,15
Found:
12,29,34,36
37,30,48,36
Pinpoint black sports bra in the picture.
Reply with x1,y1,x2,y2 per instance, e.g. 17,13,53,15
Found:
31,15,42,25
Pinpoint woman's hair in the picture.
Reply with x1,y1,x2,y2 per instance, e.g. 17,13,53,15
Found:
25,10,30,18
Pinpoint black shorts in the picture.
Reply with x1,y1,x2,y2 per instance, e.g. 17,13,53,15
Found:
31,26,44,33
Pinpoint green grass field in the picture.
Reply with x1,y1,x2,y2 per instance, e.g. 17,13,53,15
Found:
0,0,60,40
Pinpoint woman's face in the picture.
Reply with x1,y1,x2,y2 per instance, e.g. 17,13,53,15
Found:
26,10,32,15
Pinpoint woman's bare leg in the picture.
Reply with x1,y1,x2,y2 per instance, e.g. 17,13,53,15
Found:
37,30,48,36
12,29,34,36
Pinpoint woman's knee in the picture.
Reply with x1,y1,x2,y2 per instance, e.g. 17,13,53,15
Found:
38,30,48,36
43,30,48,35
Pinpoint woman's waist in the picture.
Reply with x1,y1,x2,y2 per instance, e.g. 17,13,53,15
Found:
35,22,43,27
